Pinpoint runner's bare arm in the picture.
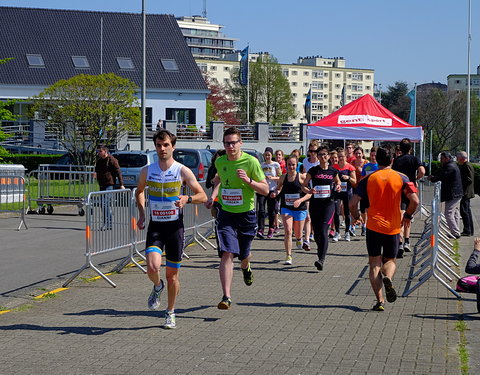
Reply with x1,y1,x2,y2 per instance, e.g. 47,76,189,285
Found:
349,194,363,225
135,167,148,229
177,166,208,208
401,191,419,229
205,174,220,209
236,168,269,196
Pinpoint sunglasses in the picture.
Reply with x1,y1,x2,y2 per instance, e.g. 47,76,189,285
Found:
319,153,329,156
224,140,241,147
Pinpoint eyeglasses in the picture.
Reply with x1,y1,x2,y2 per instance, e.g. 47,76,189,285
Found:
223,140,241,147
319,153,329,156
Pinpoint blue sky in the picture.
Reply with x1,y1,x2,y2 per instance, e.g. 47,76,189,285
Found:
2,0,479,90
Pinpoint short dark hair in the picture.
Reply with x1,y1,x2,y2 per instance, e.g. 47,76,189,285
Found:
316,146,329,155
97,144,109,152
153,129,177,146
376,146,393,166
399,138,412,154
223,127,242,141
370,146,378,153
440,151,453,160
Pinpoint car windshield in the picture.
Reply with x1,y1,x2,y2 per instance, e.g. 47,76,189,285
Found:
115,154,148,168
173,150,199,168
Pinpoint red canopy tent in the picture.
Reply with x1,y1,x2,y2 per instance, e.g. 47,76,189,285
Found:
307,94,423,141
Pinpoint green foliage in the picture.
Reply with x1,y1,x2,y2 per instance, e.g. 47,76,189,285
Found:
231,54,296,124
30,73,140,166
381,81,410,121
1,154,63,171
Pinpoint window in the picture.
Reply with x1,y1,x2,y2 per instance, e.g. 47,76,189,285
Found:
351,94,361,100
117,57,134,70
312,92,324,100
352,73,363,81
224,66,230,71
72,56,90,68
303,71,309,76
304,82,309,87
335,73,341,78
366,75,371,80
312,103,318,110
366,86,371,90
324,72,328,76
292,93,297,97
197,63,207,73
26,54,45,67
224,78,230,84
335,84,341,89
210,65,217,71
282,69,289,77
312,70,323,79
161,59,179,71
292,70,298,76
166,108,196,124
352,84,363,91
312,82,323,89
471,79,480,85
347,74,352,78
456,80,461,84
291,82,298,86
293,104,297,108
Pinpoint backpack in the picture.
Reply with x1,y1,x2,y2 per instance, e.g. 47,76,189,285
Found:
455,275,480,294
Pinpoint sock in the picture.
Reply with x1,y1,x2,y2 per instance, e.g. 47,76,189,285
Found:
154,283,163,292
166,309,174,314
405,238,410,244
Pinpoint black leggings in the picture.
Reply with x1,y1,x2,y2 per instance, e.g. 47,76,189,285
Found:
309,200,335,264
333,192,351,233
257,193,277,232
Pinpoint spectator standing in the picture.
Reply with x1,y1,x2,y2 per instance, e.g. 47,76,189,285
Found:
428,152,463,239
457,151,475,236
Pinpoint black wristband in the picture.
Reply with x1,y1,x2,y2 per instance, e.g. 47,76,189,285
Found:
249,177,253,184
403,212,413,220
187,196,192,204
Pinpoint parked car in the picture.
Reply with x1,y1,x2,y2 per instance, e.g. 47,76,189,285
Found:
113,148,212,187
112,150,158,188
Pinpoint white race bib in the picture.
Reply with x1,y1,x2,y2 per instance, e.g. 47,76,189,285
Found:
151,201,179,222
340,181,348,192
314,185,331,199
285,193,300,206
222,188,244,206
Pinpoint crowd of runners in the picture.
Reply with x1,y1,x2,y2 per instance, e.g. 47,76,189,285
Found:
135,128,422,328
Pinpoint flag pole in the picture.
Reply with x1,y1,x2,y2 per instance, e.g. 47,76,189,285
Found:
466,0,471,157
247,44,250,124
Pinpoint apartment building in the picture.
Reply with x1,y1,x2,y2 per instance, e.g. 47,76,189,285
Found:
447,66,480,97
196,53,375,124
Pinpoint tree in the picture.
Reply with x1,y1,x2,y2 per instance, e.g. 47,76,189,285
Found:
381,81,410,121
0,57,16,157
231,54,296,124
205,77,240,125
31,73,140,165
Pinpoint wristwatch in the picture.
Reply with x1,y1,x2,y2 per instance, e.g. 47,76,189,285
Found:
187,196,193,204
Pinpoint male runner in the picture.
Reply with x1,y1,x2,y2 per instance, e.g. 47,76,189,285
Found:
350,147,419,311
136,130,207,329
206,127,268,309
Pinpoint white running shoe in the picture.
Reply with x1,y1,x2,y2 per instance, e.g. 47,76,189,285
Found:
147,280,164,310
344,233,351,242
284,255,293,265
163,311,176,329
332,232,340,242
296,239,303,249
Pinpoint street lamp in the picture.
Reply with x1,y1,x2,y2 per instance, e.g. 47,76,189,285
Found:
140,0,146,150
466,0,471,158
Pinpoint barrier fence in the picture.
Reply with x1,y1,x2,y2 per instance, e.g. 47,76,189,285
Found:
0,175,28,230
64,181,216,287
27,165,96,216
402,181,462,298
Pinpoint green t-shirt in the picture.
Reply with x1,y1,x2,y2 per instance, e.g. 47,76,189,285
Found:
215,151,265,213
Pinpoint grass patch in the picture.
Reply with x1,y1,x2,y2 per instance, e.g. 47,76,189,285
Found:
452,240,461,263
455,320,470,375
38,292,57,299
14,304,33,312
0,306,8,311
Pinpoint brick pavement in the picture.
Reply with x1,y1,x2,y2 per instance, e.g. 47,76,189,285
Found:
3,201,476,375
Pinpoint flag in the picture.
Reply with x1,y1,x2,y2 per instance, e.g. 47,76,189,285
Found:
340,85,346,107
407,88,416,125
239,46,249,86
304,87,312,123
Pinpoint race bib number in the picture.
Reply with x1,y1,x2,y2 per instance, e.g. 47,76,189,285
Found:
285,193,300,206
151,200,179,222
340,181,348,192
222,188,243,206
314,185,331,199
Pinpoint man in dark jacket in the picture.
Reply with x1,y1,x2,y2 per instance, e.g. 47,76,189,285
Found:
457,151,475,236
95,145,124,229
428,152,463,238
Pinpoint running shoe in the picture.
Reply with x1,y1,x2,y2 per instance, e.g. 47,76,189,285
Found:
242,264,254,286
309,234,314,241
372,301,385,311
314,260,323,271
403,242,411,253
296,239,303,249
344,232,351,242
273,227,280,235
163,311,176,329
396,248,404,259
361,225,366,236
332,232,340,242
383,277,397,303
217,296,232,310
147,280,164,310
266,228,274,239
284,255,293,265
340,220,345,228
302,241,311,251
328,229,335,238
349,225,356,237
256,230,265,239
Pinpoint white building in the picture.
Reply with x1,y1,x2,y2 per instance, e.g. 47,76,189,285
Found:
447,65,480,97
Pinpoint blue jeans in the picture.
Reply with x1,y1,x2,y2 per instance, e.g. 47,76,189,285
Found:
101,186,113,226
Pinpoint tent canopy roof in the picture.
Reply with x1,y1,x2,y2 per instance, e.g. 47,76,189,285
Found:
307,94,423,141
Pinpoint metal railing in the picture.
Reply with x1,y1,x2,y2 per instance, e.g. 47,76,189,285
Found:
225,124,257,141
176,124,212,140
0,175,28,230
27,165,96,215
65,182,216,287
268,124,302,142
402,181,462,298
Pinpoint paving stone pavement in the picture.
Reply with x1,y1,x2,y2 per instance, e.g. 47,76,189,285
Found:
1,197,479,375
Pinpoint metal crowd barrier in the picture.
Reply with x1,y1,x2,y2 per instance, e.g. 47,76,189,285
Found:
63,189,133,287
66,182,216,287
402,181,461,298
0,175,28,230
27,165,95,216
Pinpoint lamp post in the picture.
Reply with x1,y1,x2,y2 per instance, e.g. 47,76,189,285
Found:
140,0,146,150
466,0,471,158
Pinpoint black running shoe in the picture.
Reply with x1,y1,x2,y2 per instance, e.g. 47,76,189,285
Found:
217,296,232,310
242,264,253,286
314,260,323,271
372,301,385,311
383,277,397,303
